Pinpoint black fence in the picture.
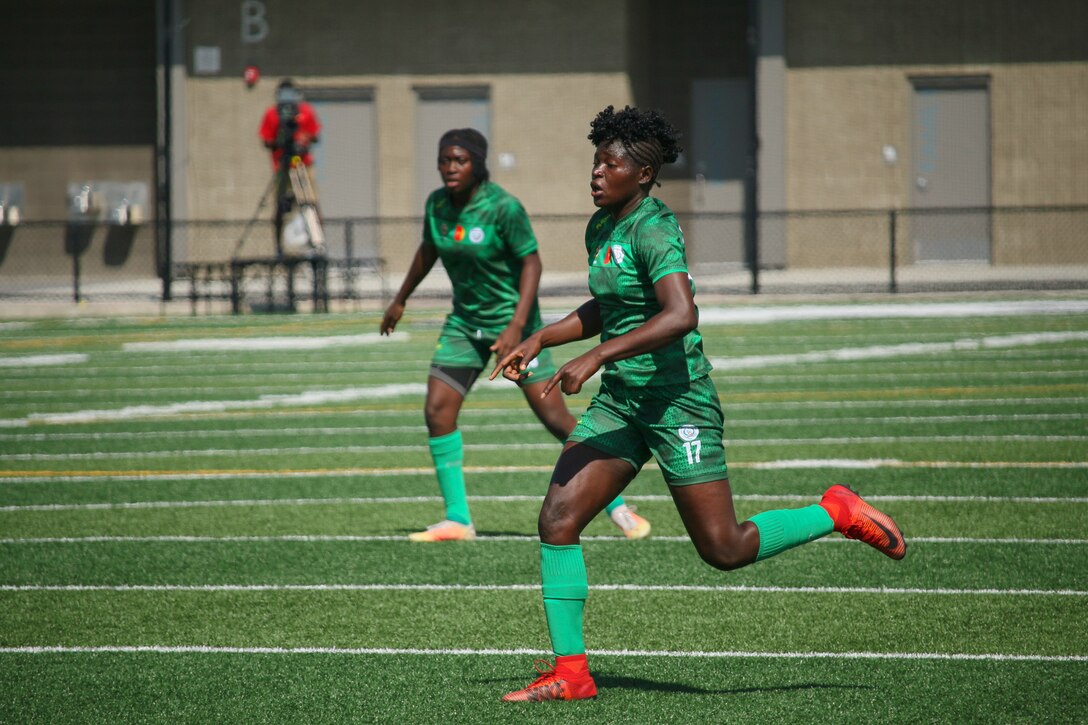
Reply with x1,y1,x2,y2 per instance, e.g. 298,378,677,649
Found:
1,206,1085,311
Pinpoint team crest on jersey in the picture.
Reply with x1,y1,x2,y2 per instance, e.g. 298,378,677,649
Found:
468,227,485,244
677,425,700,442
453,225,465,242
599,244,627,266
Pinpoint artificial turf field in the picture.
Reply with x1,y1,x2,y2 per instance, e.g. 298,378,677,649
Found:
1,296,1086,723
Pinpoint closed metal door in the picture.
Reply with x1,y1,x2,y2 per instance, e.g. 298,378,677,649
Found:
689,78,749,268
910,81,991,262
309,89,378,259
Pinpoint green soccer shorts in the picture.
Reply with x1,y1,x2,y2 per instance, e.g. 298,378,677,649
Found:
430,316,558,388
567,375,729,485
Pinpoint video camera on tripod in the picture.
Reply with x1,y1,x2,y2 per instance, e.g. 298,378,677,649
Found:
274,83,304,162
269,81,324,256
237,80,325,260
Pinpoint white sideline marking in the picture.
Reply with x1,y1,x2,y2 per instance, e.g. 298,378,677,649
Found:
20,383,429,426
751,459,1088,470
708,330,1088,370
8,367,1088,401
2,492,1086,512
698,299,1088,324
2,411,1083,442
0,353,88,368
122,332,409,352
2,535,1084,546
0,644,1083,663
6,386,1087,429
1,583,1084,597
5,434,1085,461
1,460,1085,486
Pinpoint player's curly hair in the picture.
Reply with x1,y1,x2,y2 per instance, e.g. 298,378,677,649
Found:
588,105,683,184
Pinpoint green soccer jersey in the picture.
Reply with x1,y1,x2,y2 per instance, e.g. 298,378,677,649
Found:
423,181,541,337
585,195,712,387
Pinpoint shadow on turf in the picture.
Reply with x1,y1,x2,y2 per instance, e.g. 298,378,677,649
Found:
483,673,873,696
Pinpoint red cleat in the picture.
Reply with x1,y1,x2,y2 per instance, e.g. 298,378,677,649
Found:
820,484,907,560
501,654,597,702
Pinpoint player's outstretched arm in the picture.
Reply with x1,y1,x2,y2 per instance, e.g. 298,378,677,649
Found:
381,241,437,335
491,252,542,359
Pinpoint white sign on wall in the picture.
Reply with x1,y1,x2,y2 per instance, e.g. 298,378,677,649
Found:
193,46,221,74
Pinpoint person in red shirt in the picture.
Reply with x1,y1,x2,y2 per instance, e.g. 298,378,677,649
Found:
259,78,321,169
258,79,322,256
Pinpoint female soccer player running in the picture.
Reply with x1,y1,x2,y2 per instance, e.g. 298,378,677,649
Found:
492,106,906,702
380,128,650,542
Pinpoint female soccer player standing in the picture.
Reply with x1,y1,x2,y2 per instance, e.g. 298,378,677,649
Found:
380,128,650,542
493,106,906,701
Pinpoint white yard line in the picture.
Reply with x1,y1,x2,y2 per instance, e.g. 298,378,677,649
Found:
697,299,1088,323
2,535,1084,546
7,368,1088,400
4,435,1085,462
708,330,1088,370
2,493,1085,513
2,459,1085,485
121,331,409,352
1,583,1084,597
0,644,1082,662
5,394,1086,429
1,412,1083,442
0,353,88,368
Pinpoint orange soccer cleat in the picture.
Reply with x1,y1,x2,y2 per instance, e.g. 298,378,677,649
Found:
407,520,476,543
610,505,652,540
502,655,598,702
820,484,907,560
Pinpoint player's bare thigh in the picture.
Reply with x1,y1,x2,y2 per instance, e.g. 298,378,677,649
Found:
539,441,637,544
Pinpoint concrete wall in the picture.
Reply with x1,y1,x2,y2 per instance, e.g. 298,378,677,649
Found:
4,0,1087,285
782,0,1088,266
181,72,633,270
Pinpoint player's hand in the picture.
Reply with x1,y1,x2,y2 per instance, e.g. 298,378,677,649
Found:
488,323,524,361
489,336,542,383
380,301,404,335
541,352,601,397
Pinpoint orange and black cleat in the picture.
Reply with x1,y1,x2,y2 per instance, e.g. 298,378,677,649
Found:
820,484,907,560
502,654,597,702
407,520,476,542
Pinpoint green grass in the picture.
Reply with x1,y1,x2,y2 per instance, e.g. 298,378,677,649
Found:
1,298,1087,723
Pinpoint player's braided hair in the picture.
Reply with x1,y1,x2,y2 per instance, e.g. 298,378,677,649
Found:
588,105,683,185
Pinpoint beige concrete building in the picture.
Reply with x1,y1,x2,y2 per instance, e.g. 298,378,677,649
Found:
2,0,1086,296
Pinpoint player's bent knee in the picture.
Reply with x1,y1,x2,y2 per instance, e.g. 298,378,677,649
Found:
537,500,582,544
694,541,750,571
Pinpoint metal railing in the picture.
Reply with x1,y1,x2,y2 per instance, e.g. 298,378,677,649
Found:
1,206,1085,309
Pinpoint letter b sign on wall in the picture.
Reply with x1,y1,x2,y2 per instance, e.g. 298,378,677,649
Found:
241,0,269,43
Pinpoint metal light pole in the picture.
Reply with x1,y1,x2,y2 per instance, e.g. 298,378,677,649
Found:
744,0,761,294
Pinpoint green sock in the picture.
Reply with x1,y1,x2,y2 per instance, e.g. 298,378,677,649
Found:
749,504,834,561
429,431,470,525
604,496,626,515
540,543,588,657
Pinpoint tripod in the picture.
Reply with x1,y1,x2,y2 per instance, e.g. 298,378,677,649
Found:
234,155,325,259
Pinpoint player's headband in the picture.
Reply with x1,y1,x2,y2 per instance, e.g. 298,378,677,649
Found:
438,129,488,161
